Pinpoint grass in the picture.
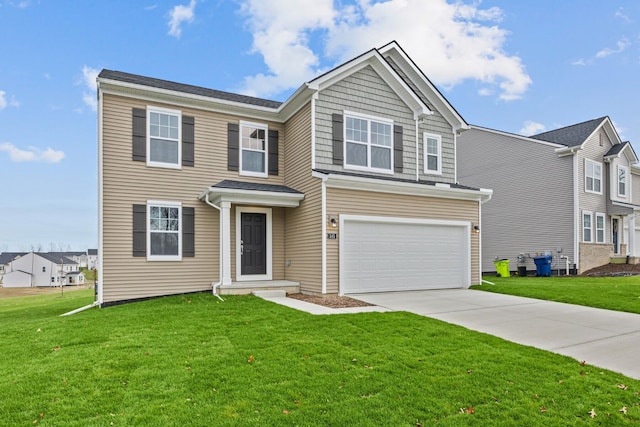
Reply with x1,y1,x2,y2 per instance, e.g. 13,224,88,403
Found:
471,275,640,314
1,291,639,426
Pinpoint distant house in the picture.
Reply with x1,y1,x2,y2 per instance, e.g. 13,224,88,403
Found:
2,252,84,288
87,249,98,270
0,252,26,283
458,117,639,274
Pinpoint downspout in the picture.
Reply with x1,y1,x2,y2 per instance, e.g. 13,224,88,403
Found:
204,193,225,301
415,119,420,181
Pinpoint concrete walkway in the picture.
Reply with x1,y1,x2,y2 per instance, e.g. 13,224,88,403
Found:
255,289,640,380
350,289,640,380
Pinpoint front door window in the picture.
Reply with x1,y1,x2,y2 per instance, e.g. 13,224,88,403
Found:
612,218,619,254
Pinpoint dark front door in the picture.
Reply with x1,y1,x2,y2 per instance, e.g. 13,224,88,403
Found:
241,213,267,275
613,218,619,254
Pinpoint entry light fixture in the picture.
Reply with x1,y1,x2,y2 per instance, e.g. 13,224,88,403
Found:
473,224,480,234
329,216,338,228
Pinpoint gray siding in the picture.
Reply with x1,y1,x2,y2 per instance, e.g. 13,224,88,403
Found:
458,128,575,273
385,56,456,183
577,129,611,243
314,65,455,182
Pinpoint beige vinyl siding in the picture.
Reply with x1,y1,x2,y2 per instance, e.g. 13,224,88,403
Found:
101,93,287,303
458,128,574,273
314,65,418,179
577,129,610,243
326,188,480,294
282,102,323,294
385,56,456,183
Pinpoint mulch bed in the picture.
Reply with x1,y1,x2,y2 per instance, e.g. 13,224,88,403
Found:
581,263,640,277
287,293,373,308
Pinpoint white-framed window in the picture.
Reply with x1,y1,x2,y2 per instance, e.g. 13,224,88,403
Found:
147,106,181,169
583,211,593,243
423,132,442,175
595,213,605,243
240,121,268,177
585,159,602,194
344,111,393,173
147,201,182,261
617,165,628,197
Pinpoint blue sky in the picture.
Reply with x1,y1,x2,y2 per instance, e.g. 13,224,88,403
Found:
1,0,639,252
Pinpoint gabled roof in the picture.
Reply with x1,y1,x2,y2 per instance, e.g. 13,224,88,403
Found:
36,253,78,265
604,141,639,164
211,180,302,194
531,117,608,147
98,70,282,109
0,252,26,264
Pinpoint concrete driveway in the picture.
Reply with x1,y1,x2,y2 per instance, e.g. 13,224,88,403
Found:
350,289,640,380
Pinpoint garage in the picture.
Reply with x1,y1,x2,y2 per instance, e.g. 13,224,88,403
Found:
340,215,470,294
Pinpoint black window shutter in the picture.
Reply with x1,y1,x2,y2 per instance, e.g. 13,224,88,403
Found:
332,113,344,165
182,207,195,257
182,115,195,167
228,123,239,171
132,108,146,162
394,125,403,173
268,129,279,175
132,204,146,257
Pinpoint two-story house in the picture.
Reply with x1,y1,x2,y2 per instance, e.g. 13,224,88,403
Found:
2,252,82,287
97,41,492,307
458,117,638,274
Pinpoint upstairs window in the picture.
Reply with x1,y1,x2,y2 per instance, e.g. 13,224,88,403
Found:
148,201,182,261
344,112,393,173
618,166,628,197
240,121,268,177
424,133,442,175
585,159,602,194
148,107,181,168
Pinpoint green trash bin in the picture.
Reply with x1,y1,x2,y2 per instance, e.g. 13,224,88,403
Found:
494,259,510,277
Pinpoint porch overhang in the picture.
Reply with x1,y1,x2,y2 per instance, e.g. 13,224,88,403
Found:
198,180,304,208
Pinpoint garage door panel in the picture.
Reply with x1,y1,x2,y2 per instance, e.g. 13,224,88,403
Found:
342,218,469,294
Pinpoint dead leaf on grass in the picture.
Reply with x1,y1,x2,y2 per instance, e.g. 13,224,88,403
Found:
620,406,628,414
282,409,290,415
617,384,628,390
540,406,547,413
460,406,474,414
581,360,587,366
247,355,255,363
52,346,60,352
589,408,597,418
36,328,41,333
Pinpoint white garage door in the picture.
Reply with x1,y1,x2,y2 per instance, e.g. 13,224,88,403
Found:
341,216,470,294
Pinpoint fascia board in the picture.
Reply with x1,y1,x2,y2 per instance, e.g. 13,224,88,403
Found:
98,79,283,123
379,43,467,130
322,173,492,203
199,187,304,208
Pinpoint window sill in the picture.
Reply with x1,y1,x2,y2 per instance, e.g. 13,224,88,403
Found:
147,161,182,170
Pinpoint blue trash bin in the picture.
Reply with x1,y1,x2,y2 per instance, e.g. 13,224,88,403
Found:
533,255,552,277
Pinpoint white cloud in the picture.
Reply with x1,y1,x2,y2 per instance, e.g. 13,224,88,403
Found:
595,38,630,59
168,0,196,38
237,0,531,101
79,65,99,112
0,142,65,163
520,120,546,136
573,38,630,65
615,8,632,23
0,90,20,109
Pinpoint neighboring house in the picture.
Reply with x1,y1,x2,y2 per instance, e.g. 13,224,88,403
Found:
458,117,638,274
97,41,492,307
87,249,98,270
2,252,80,287
0,252,26,283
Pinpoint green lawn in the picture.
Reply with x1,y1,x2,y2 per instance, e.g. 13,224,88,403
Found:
471,275,640,314
1,291,639,426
